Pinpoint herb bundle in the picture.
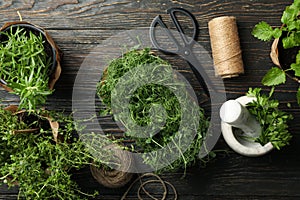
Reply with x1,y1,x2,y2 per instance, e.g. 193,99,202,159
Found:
246,88,293,150
97,48,209,174
252,0,300,104
0,108,104,199
0,26,53,110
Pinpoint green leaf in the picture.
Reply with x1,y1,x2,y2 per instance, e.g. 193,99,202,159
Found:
294,32,300,46
297,87,300,105
282,35,297,49
286,21,300,31
252,21,274,41
296,50,300,64
272,28,282,39
290,1,300,12
262,67,286,86
291,63,300,76
281,6,299,25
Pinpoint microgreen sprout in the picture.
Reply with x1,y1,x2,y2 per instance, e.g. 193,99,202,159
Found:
0,26,53,110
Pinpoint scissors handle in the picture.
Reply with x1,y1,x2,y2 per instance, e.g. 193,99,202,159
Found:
167,7,198,45
150,7,199,54
150,15,180,54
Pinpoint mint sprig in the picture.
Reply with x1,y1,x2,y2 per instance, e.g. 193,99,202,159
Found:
262,67,286,86
252,21,282,41
252,0,300,105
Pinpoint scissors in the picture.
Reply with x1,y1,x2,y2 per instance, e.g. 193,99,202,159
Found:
150,7,213,97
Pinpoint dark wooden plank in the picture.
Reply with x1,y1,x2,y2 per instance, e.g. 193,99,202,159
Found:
1,0,300,199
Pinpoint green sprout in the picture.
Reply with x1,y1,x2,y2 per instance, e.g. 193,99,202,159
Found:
0,26,53,111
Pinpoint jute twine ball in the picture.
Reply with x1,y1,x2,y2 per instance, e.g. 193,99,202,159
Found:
90,144,134,188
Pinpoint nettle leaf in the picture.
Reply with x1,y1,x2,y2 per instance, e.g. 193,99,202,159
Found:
282,34,297,49
281,6,299,25
291,63,300,77
296,50,300,63
272,28,282,39
262,67,286,86
290,1,300,12
252,21,274,41
287,21,300,31
291,51,300,76
297,87,300,105
294,32,300,46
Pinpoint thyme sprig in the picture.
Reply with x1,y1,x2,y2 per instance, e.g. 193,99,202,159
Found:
0,108,106,199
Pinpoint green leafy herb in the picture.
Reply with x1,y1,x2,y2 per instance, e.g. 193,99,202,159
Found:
262,67,286,86
252,0,300,104
246,88,293,150
97,48,209,174
0,108,107,199
0,26,53,111
291,51,300,76
281,0,300,25
252,21,280,41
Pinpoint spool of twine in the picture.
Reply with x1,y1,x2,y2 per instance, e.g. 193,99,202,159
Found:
90,144,133,188
208,16,244,78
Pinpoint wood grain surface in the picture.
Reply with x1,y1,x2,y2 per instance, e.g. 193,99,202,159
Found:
0,0,300,199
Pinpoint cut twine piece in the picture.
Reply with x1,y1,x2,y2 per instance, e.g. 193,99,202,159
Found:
208,16,244,79
121,173,177,200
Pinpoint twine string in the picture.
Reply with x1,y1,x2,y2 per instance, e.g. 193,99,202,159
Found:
208,16,244,78
121,173,178,200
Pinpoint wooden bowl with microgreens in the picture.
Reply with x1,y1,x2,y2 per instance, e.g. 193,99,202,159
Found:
252,0,300,104
96,48,210,176
0,21,62,111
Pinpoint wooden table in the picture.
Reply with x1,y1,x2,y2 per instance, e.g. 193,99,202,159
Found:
1,0,300,199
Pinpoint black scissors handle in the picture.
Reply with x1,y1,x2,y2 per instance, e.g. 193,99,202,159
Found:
150,15,180,54
150,7,199,54
167,7,198,45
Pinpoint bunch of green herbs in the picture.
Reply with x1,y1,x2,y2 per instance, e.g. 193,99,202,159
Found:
246,88,293,150
0,108,104,200
0,26,53,110
97,48,209,174
252,0,300,104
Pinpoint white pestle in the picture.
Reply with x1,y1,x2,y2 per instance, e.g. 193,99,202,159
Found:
220,99,261,137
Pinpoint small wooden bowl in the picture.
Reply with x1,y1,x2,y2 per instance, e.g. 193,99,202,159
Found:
0,21,62,91
270,36,300,83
